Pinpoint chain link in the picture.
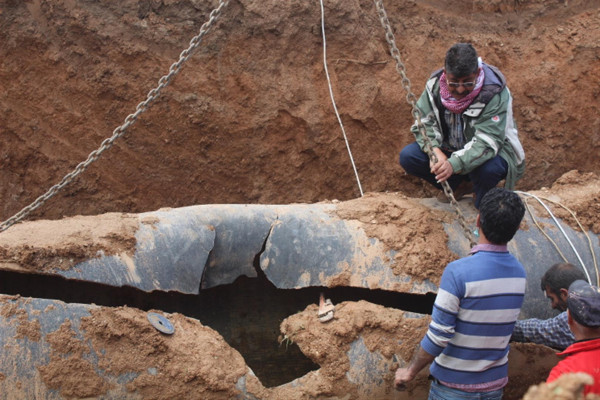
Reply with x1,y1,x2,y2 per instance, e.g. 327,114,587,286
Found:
373,0,476,247
0,0,229,233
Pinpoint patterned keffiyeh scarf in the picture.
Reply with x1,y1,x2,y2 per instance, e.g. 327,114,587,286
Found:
439,67,485,114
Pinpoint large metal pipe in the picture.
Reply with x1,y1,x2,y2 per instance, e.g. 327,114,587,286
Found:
0,295,559,399
0,295,258,399
0,198,598,319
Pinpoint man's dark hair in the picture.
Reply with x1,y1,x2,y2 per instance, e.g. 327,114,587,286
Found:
479,188,525,244
541,262,587,295
445,43,479,77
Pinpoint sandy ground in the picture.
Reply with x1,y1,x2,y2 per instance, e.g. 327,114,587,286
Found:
1,0,599,221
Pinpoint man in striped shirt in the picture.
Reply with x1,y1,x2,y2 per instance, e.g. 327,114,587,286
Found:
394,187,526,399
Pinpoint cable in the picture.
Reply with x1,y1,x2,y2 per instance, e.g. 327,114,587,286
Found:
319,0,364,197
531,193,598,285
522,197,569,263
516,191,594,284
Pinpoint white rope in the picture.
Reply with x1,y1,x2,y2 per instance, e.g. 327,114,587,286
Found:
516,191,592,284
319,0,364,197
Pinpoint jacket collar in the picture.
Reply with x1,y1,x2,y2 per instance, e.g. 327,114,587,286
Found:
558,337,600,357
428,63,506,117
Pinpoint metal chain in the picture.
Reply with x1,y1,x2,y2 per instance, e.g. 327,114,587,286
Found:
373,0,476,247
0,0,229,233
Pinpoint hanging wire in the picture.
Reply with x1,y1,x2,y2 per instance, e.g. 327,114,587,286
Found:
522,198,569,262
319,0,364,197
516,191,597,285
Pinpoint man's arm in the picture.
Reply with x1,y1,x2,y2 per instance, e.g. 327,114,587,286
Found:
412,86,443,150
430,147,453,183
394,345,435,389
392,267,462,388
511,311,573,351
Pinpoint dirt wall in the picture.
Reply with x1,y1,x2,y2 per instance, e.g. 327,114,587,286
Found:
1,0,599,222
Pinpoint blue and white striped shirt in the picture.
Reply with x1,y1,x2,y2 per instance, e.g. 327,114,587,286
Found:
421,244,527,386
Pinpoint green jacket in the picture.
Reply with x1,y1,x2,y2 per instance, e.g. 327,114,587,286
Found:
411,64,525,189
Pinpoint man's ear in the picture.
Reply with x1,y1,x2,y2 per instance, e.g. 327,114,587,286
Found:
559,288,569,302
476,214,481,228
567,309,573,325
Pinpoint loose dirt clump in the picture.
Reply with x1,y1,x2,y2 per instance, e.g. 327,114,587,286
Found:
524,170,600,235
333,192,458,285
80,307,251,400
0,213,138,273
33,305,257,400
522,372,600,400
38,320,111,398
274,300,431,399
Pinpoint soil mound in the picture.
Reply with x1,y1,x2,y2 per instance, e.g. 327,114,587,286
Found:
1,0,599,221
